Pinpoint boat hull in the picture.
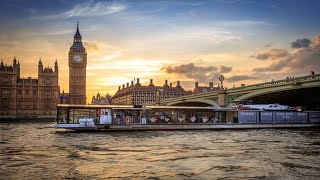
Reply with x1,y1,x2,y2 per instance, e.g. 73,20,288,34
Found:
56,123,320,131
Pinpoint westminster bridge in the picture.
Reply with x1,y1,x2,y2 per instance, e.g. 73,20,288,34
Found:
156,74,320,109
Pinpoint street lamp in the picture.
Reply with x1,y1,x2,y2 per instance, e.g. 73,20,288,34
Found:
219,74,225,89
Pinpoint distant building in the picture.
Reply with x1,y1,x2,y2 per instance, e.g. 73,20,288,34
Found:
192,82,220,94
112,78,186,105
91,92,112,105
0,58,59,118
0,22,87,119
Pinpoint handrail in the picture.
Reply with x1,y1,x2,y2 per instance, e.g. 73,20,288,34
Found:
227,74,320,92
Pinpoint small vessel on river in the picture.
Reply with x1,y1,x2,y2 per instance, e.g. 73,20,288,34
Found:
55,104,320,131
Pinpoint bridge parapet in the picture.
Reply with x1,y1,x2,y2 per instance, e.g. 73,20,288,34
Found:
227,74,320,93
153,74,320,107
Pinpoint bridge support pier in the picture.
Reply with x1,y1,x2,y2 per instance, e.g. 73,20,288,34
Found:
218,89,227,107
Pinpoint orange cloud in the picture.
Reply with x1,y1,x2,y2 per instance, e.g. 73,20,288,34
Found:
252,48,289,60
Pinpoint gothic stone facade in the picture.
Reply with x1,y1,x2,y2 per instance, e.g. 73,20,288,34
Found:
112,78,186,105
0,58,59,118
91,92,112,105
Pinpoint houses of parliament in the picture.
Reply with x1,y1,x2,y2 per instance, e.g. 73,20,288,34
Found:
0,23,87,118
0,22,197,118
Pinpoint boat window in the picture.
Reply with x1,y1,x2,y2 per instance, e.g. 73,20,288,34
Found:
164,111,172,123
177,111,186,123
57,108,68,124
70,109,95,124
213,111,226,123
149,110,160,124
113,110,125,125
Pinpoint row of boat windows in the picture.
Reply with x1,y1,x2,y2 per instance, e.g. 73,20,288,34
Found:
57,109,231,124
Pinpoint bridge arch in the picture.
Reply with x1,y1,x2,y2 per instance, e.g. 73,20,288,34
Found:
166,99,218,107
234,85,320,109
236,85,317,101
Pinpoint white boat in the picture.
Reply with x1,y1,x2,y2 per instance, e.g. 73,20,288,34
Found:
239,104,290,110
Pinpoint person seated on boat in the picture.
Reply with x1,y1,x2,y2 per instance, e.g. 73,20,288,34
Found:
209,114,215,123
171,112,177,123
149,116,158,123
202,116,209,123
117,112,123,124
178,114,185,123
113,113,117,124
120,112,125,124
164,116,170,123
160,115,165,124
185,115,191,123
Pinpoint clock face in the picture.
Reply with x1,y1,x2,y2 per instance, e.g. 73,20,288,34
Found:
73,55,83,62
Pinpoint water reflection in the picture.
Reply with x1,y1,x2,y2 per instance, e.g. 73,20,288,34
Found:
0,122,320,179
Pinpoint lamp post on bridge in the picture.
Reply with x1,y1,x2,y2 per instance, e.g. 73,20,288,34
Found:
219,74,225,89
218,74,227,107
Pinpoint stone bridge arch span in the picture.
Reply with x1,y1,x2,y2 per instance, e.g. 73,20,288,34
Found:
234,83,320,103
166,99,219,107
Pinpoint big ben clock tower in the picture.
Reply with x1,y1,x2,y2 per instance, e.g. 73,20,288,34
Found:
69,22,87,104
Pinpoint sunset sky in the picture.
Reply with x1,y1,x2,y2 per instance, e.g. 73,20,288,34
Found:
0,0,320,101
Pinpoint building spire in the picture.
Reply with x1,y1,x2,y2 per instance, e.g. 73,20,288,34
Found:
74,20,81,38
76,20,79,34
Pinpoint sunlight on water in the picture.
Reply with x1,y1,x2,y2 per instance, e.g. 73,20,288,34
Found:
0,122,320,179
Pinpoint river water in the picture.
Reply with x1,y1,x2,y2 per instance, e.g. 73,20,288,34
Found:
0,122,319,179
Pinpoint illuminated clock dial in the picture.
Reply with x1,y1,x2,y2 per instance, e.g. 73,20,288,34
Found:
73,55,83,62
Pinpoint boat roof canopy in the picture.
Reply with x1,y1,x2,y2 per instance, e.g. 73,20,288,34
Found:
56,104,234,111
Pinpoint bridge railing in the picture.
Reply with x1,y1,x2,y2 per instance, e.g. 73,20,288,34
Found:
227,74,320,92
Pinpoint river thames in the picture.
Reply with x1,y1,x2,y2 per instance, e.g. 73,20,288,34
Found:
0,122,319,179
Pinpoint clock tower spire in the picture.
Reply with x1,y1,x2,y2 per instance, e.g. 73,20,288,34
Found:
74,20,82,43
68,21,87,104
